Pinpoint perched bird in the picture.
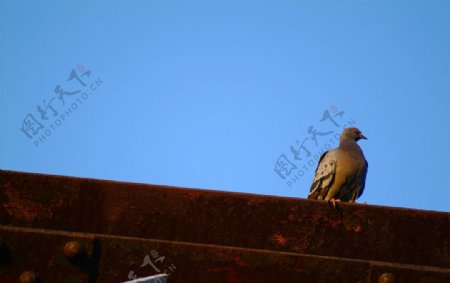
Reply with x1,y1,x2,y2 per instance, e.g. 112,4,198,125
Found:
308,127,368,205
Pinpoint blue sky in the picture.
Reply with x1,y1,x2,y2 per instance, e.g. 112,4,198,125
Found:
1,1,449,212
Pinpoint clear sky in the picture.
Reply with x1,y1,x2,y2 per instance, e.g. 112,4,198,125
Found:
1,1,449,212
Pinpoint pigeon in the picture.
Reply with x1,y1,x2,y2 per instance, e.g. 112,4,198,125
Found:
308,127,368,205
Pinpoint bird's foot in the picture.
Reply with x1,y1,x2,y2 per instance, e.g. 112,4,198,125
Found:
328,198,341,208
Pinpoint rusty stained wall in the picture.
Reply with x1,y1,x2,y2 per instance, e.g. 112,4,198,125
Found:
0,170,450,283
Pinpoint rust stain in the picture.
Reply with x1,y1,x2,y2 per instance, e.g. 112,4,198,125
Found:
105,205,126,222
291,245,306,253
3,180,12,189
272,232,288,247
287,213,295,221
247,197,264,205
2,188,64,221
103,194,130,222
234,256,246,267
184,190,202,200
227,268,239,283
328,218,342,229
344,223,362,233
206,267,239,283
290,205,299,212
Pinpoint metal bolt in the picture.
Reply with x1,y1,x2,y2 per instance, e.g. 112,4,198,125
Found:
378,272,396,283
19,271,39,283
63,241,85,261
64,241,91,269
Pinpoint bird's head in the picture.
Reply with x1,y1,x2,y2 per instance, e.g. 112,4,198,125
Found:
342,127,367,142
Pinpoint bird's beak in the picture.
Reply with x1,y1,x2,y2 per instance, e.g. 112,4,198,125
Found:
359,134,367,140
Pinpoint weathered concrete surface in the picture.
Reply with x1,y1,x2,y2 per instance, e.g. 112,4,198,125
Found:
1,170,450,282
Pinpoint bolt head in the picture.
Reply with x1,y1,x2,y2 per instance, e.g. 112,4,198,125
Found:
19,271,39,283
63,241,85,261
378,273,396,283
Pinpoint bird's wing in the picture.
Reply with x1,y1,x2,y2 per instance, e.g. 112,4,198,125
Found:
357,160,368,198
308,151,337,199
